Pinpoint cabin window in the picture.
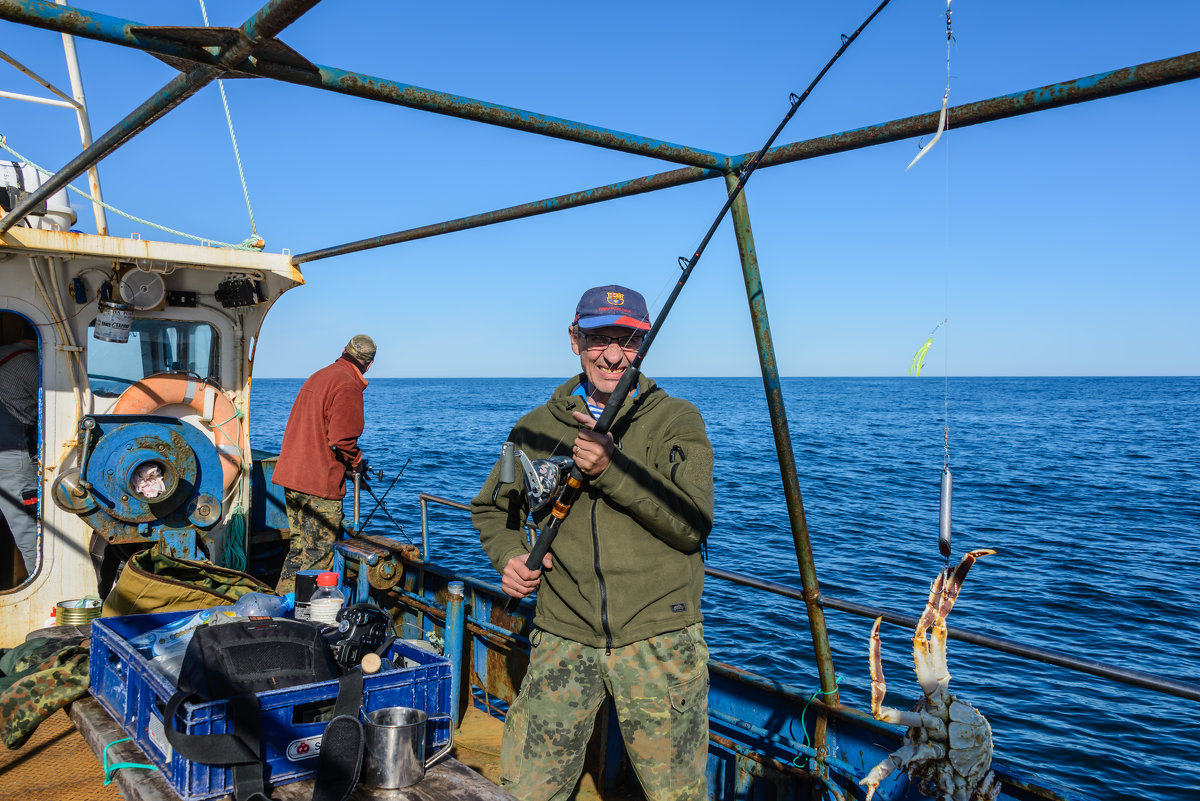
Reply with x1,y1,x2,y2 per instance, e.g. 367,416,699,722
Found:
87,319,219,397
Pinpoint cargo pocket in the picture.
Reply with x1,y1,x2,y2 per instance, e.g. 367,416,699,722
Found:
666,668,709,798
668,670,707,714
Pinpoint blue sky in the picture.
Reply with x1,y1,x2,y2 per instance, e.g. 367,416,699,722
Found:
3,0,1197,377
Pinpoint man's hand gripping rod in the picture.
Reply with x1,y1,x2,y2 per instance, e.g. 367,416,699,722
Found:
504,0,892,614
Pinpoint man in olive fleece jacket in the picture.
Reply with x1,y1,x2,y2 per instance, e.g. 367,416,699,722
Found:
471,285,714,801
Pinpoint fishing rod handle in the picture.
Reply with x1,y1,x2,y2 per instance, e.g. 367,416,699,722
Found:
523,469,584,570
503,468,584,614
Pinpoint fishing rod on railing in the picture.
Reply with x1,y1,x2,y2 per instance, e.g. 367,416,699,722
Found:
504,0,894,614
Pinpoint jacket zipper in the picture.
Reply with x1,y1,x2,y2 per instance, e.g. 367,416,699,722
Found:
591,499,613,654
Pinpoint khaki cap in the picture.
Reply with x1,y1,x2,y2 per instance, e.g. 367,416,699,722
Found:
345,334,376,363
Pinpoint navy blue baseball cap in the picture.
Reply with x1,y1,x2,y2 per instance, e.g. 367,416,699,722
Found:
573,285,651,331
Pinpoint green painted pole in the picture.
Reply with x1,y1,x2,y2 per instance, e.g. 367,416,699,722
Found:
723,172,840,755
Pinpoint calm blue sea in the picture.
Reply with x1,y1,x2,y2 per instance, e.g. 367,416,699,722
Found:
251,376,1199,801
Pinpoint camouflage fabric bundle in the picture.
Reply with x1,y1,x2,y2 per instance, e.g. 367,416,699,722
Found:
102,545,274,617
0,635,90,749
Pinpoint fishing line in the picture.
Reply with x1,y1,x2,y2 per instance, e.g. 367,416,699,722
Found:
906,0,954,171
936,1,955,564
905,2,957,562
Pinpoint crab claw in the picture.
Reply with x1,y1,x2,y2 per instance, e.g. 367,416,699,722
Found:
913,549,996,700
915,548,996,634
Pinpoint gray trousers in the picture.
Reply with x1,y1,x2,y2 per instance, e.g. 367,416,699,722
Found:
0,449,38,575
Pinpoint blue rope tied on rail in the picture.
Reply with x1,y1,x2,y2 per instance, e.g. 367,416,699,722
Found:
102,737,159,785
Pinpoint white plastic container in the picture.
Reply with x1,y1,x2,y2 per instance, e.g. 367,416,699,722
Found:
309,571,344,625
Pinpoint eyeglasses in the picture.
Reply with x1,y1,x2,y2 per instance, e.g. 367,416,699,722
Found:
578,331,645,352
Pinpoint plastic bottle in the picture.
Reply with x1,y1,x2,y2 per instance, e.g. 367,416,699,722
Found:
232,592,290,618
308,572,344,625
149,652,185,685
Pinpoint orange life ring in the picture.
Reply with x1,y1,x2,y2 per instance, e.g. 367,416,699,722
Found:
112,372,243,492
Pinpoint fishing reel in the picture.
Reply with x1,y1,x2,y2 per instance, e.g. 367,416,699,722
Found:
497,441,575,515
326,603,396,671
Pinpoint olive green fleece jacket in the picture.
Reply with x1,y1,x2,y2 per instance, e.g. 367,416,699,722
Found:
471,374,714,650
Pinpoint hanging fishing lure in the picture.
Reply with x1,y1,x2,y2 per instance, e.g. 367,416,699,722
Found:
906,0,954,171
909,319,946,377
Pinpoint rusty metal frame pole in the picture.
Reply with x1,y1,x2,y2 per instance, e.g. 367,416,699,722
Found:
0,0,727,170
723,174,839,755
292,49,1200,263
0,0,323,233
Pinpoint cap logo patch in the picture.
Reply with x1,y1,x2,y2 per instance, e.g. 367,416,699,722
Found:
606,292,625,306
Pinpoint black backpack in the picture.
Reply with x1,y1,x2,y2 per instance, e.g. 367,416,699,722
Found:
163,618,364,801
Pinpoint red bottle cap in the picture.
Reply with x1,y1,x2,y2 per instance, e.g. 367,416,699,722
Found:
316,572,339,587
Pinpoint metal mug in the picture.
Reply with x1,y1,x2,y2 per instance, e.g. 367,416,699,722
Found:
361,706,454,789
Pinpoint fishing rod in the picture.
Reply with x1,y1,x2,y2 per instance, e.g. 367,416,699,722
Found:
505,0,893,613
360,458,412,538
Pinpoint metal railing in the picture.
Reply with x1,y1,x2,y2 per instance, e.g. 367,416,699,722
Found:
416,492,1200,704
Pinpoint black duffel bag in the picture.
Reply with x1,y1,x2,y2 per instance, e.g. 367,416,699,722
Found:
164,617,364,801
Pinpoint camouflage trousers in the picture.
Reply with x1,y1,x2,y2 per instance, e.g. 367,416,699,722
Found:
500,624,709,801
275,489,342,594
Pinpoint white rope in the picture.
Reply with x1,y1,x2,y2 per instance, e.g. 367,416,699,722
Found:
1,134,262,250
197,0,260,241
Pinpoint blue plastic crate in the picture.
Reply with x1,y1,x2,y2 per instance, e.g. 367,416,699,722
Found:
90,611,452,801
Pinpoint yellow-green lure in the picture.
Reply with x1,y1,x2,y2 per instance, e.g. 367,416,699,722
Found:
910,338,934,376
910,320,946,377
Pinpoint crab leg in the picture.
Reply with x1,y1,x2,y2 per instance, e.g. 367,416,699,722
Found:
860,741,947,801
868,617,927,728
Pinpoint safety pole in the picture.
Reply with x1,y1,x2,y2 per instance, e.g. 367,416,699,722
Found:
724,173,839,762
445,581,466,725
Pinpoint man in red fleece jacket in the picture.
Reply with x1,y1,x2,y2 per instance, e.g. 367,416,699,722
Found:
272,335,375,593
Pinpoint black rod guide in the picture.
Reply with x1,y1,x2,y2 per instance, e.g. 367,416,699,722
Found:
505,0,894,614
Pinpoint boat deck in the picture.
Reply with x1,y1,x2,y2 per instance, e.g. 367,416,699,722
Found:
1,696,625,801
0,707,121,801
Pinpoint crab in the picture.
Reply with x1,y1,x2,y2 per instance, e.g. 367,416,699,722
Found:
860,549,1001,801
